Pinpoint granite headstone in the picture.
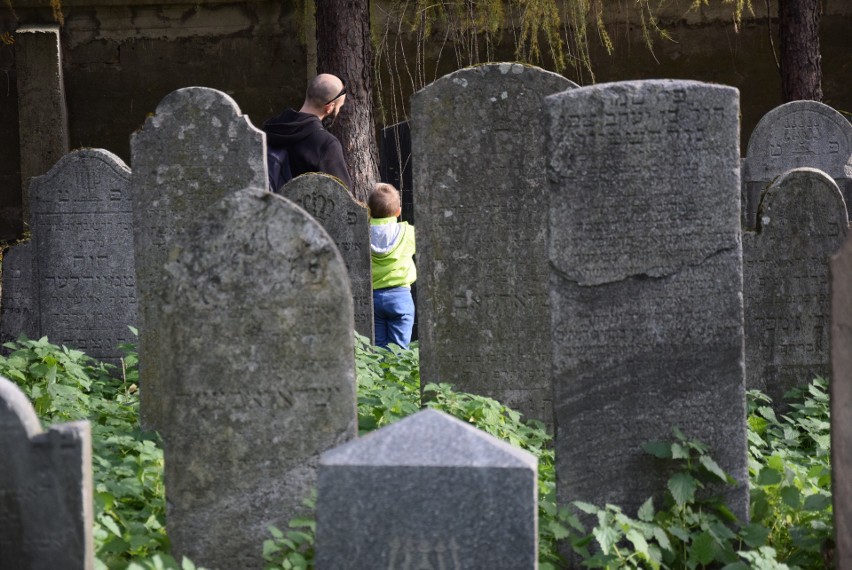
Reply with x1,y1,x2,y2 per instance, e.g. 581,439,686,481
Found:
742,100,852,229
0,242,39,347
281,173,373,341
412,62,576,427
0,376,93,570
744,168,847,406
547,80,748,521
316,409,537,569
155,187,356,569
131,86,267,430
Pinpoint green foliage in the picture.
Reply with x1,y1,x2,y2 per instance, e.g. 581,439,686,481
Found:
262,492,316,570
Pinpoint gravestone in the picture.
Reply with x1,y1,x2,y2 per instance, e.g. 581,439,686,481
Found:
0,242,38,347
547,80,748,521
831,232,852,568
281,173,373,341
28,149,135,364
0,376,93,570
744,168,847,406
742,100,852,229
316,409,537,569
155,187,356,569
131,86,267,430
412,62,576,427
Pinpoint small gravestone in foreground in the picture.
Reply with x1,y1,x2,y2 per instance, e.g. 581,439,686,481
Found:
281,173,373,341
156,187,356,569
316,409,537,569
0,376,93,570
742,100,852,229
744,168,847,406
29,149,136,364
547,80,748,522
0,242,38,347
131,86,267,430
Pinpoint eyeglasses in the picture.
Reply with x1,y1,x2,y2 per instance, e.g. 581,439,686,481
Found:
326,83,347,105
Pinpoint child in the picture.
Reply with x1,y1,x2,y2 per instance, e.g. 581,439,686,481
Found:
368,183,416,349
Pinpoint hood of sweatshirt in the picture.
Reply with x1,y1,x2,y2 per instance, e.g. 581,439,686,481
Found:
370,221,404,255
262,109,324,147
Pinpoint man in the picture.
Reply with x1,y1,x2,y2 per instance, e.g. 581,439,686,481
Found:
263,73,353,193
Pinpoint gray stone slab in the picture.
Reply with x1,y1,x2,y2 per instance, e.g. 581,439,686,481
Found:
546,80,748,522
744,168,848,406
131,86,267,430
281,173,373,341
28,149,136,364
155,187,356,569
0,376,94,570
412,62,576,428
316,409,537,569
831,232,852,569
15,26,70,220
0,242,39,347
742,101,852,229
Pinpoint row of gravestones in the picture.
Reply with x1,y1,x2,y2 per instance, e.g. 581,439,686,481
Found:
2,64,852,568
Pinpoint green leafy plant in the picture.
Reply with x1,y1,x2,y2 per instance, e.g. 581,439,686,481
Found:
262,492,316,570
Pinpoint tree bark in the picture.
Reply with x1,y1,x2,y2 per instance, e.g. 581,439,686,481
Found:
778,0,823,102
315,0,380,203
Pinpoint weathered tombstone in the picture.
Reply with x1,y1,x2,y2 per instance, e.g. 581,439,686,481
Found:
0,376,93,570
281,173,373,341
547,80,748,521
316,409,537,569
0,242,39,347
742,100,852,229
131,86,267,430
412,62,576,427
744,168,847,406
27,149,136,364
155,187,356,569
831,232,852,568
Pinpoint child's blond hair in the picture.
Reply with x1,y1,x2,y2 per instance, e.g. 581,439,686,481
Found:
368,183,401,218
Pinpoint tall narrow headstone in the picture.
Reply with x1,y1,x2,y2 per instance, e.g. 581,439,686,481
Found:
0,376,94,570
0,242,38,346
28,149,136,363
412,63,576,427
316,409,537,569
155,187,356,569
742,101,852,229
131,87,267,430
744,168,847,405
547,81,748,520
15,26,70,220
831,232,852,568
281,173,373,341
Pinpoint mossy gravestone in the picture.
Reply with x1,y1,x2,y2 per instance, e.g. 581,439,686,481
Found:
0,241,38,347
547,80,748,521
154,187,356,569
742,100,852,229
131,87,266,430
281,173,373,341
744,168,848,406
0,376,93,570
28,149,135,364
316,409,537,569
412,62,576,428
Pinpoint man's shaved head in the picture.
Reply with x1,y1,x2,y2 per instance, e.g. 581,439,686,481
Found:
306,74,344,106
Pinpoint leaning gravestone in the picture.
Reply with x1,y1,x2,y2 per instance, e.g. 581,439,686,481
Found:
547,80,748,522
744,168,847,406
412,62,576,427
281,173,373,341
131,87,267,430
0,241,39,347
316,409,537,569
831,232,852,569
0,376,93,569
155,187,356,569
28,149,135,364
742,100,852,229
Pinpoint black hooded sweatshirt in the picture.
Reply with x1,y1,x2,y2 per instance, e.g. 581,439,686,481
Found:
262,108,353,191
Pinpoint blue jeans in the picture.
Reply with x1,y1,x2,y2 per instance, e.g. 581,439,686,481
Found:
373,286,414,349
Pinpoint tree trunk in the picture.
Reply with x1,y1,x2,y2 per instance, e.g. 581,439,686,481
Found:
778,0,823,102
315,0,379,203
